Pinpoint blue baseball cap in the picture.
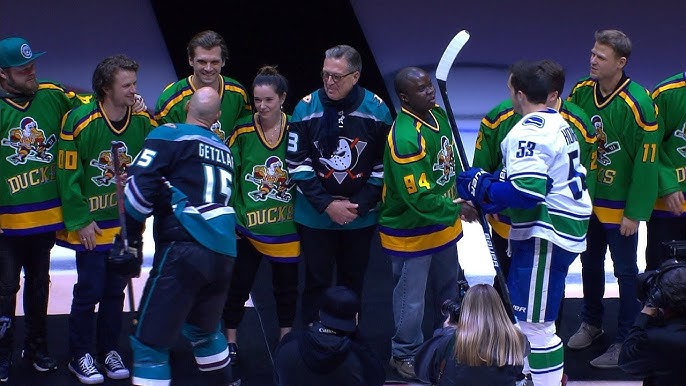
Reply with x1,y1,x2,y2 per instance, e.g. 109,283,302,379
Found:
0,37,45,68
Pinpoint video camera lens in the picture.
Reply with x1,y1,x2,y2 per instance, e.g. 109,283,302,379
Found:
636,270,658,304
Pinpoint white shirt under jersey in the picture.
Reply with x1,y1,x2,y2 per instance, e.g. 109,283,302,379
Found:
501,107,592,253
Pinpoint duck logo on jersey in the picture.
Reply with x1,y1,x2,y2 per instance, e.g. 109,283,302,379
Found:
433,136,455,186
674,122,686,158
210,120,225,141
2,117,56,165
316,137,367,184
245,155,292,202
592,115,620,166
89,144,132,186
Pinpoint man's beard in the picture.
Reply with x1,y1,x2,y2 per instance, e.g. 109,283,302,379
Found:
6,74,38,96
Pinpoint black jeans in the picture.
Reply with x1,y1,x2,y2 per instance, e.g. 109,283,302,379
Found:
645,216,686,271
298,224,376,327
0,232,55,357
222,238,298,328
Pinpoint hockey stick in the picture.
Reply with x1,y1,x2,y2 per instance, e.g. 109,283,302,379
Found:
111,140,137,319
436,30,516,323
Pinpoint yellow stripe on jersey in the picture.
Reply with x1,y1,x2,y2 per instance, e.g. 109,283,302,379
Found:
593,206,623,225
224,84,250,106
570,79,595,95
0,206,63,230
388,122,428,164
156,88,195,120
133,110,159,127
247,237,300,259
380,219,462,255
56,225,121,248
560,111,596,144
652,79,686,99
654,194,686,212
618,91,658,132
489,216,510,239
228,125,255,147
481,109,515,130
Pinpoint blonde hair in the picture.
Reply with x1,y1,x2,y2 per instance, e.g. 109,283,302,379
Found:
453,284,526,366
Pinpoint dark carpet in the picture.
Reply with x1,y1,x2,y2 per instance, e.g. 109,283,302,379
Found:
558,297,642,382
9,233,639,384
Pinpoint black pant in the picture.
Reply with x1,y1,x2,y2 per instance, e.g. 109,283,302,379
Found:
298,225,376,327
222,238,299,328
645,216,686,271
0,232,54,357
135,241,235,349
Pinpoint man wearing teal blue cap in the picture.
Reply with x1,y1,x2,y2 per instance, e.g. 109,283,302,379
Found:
0,35,65,383
0,37,46,69
0,36,147,384
0,36,83,383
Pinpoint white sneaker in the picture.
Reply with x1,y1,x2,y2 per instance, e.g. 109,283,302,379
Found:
102,350,130,379
68,353,104,384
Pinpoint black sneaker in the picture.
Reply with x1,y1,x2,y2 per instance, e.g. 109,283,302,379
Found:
101,350,129,380
228,342,239,366
22,348,58,372
68,353,104,384
0,356,9,383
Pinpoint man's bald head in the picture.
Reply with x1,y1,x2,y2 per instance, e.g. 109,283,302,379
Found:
185,86,221,127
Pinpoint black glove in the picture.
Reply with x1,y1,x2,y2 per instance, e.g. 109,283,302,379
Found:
108,233,142,278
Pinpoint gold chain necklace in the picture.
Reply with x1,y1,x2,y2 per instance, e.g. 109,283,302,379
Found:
260,114,282,145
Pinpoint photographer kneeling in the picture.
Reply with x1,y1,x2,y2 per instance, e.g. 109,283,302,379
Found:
415,283,529,385
619,259,686,385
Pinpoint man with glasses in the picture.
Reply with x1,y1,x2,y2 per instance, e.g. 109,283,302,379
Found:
286,44,392,328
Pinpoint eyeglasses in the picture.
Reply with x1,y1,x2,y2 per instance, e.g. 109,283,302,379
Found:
321,70,356,83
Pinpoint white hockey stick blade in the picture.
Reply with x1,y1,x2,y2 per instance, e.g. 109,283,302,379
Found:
435,30,470,82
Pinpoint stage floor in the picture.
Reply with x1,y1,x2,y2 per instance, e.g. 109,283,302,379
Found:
11,221,647,385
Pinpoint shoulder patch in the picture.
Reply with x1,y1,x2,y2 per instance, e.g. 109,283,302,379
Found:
301,93,313,103
522,115,545,128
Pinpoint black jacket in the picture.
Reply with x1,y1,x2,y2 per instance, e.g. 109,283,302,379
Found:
273,322,385,386
619,313,686,385
415,327,526,386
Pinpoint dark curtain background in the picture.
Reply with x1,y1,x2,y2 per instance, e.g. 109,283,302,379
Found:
150,0,395,116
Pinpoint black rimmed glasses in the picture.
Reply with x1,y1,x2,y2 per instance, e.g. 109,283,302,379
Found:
321,70,356,83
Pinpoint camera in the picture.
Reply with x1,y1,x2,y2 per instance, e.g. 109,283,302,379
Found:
662,240,686,261
637,258,686,308
637,241,686,305
636,269,660,305
441,279,470,324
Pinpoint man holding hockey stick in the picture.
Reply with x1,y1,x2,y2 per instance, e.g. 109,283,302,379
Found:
473,60,598,332
457,60,592,386
380,66,477,381
124,87,239,386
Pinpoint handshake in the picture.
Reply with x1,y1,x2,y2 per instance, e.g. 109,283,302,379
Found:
456,167,506,214
108,233,143,278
